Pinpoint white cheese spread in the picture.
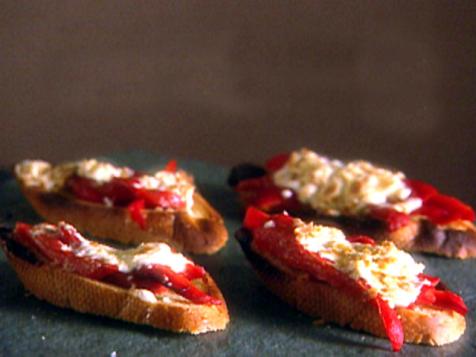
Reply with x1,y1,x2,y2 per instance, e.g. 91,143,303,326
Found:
76,159,133,183
292,219,428,308
272,148,421,216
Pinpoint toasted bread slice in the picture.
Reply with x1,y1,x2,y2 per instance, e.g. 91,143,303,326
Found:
228,151,476,259
235,209,467,350
19,185,227,254
0,225,229,334
238,235,465,345
15,160,228,254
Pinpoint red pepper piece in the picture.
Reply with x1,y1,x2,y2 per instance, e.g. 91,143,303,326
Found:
128,199,147,229
250,213,365,297
415,285,467,316
370,207,411,231
265,153,290,172
135,264,222,305
100,177,138,205
252,187,288,211
58,223,82,245
347,235,375,245
406,179,475,224
374,296,404,352
13,223,119,280
103,271,168,295
418,274,440,287
432,289,468,316
235,176,272,192
406,179,438,201
243,207,271,230
236,176,301,212
414,194,475,225
67,176,103,203
183,264,206,280
137,189,185,210
164,159,177,172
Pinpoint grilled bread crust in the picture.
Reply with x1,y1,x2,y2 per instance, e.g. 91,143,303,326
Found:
236,229,465,346
19,184,228,255
4,250,229,334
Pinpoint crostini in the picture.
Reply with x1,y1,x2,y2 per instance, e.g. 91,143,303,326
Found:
229,148,476,258
236,207,466,351
15,159,228,254
0,221,229,333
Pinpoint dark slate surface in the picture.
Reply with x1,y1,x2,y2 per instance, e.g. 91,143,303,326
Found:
0,151,475,357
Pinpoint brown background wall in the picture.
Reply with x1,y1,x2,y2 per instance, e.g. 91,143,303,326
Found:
1,1,475,203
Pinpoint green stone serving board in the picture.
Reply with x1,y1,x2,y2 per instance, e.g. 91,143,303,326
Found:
1,151,475,357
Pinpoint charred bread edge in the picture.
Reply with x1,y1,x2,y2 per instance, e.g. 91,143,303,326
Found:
0,228,229,334
235,228,465,346
228,164,476,259
18,183,228,255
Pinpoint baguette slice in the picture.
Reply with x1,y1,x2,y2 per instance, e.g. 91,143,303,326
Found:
235,210,466,350
0,224,229,334
228,151,476,259
15,160,228,254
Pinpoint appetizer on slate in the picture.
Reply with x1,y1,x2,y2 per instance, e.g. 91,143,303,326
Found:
0,221,229,334
15,159,228,254
229,148,476,258
236,207,467,351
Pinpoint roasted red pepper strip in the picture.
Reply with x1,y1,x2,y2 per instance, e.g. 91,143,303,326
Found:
406,179,437,201
135,264,222,305
137,189,185,210
346,235,376,245
414,285,467,316
369,207,411,232
164,159,178,172
265,153,290,172
128,199,147,229
413,194,475,225
374,296,404,352
406,179,475,224
14,223,119,280
243,206,272,229
236,176,300,212
68,176,104,203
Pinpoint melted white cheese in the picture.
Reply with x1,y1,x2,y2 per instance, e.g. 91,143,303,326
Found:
132,289,158,303
292,219,428,308
76,159,133,183
272,148,422,216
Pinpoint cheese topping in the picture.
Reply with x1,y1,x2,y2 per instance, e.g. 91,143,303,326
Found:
14,160,70,191
273,148,422,216
76,159,134,183
15,159,195,209
31,222,191,274
293,219,428,308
